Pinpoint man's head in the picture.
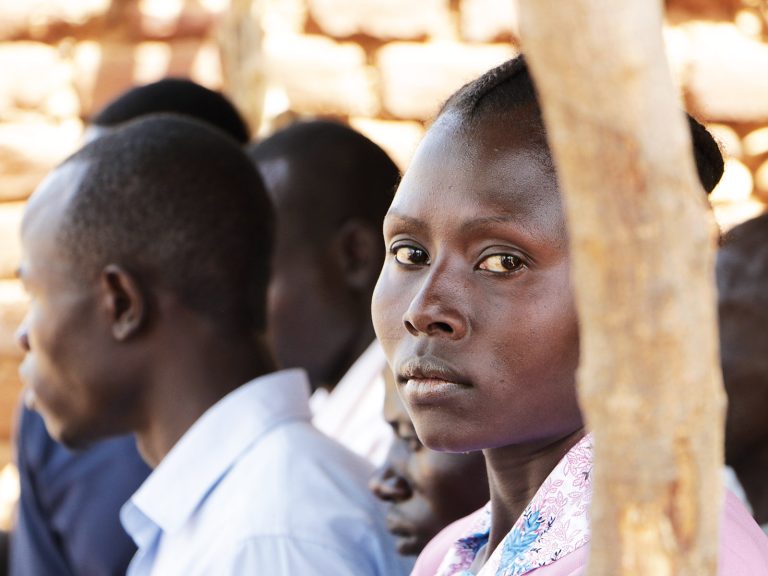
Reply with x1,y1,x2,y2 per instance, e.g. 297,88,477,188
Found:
247,121,400,391
17,115,273,448
85,78,250,144
370,370,488,556
717,213,768,466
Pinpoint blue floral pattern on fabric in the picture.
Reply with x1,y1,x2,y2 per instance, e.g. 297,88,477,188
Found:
434,435,594,576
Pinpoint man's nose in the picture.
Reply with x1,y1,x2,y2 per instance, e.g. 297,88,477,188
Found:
16,320,30,352
369,467,413,503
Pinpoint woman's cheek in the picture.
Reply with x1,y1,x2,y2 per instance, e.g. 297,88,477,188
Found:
372,269,407,346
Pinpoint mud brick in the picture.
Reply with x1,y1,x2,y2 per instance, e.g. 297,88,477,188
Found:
308,0,451,40
0,42,74,117
264,33,379,116
348,117,424,171
0,120,81,202
685,23,768,123
377,41,515,120
0,203,25,280
459,0,519,43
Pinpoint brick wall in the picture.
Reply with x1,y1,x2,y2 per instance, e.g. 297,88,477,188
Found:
0,0,766,452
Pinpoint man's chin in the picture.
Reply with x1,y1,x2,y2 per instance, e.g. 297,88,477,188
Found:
22,387,36,411
394,532,425,557
55,433,93,451
34,410,89,451
22,387,94,449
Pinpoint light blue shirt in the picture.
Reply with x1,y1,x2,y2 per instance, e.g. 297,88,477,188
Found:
120,369,405,576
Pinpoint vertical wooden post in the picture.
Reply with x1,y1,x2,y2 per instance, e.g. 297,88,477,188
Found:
218,0,267,134
516,1,725,574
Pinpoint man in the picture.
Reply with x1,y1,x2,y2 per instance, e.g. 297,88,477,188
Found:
370,369,489,569
11,78,252,576
718,213,768,533
247,121,400,466
16,116,402,575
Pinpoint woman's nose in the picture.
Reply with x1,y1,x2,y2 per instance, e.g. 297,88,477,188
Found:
402,269,468,340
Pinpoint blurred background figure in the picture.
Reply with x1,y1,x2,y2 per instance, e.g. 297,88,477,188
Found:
370,369,489,568
83,77,250,143
11,78,251,576
718,212,768,534
247,120,400,466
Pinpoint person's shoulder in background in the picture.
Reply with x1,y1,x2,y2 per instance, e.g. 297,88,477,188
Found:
220,416,406,575
11,405,150,576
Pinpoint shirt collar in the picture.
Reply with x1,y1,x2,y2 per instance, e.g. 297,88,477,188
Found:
438,433,594,576
122,369,311,537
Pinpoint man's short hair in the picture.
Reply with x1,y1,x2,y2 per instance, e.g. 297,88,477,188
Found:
61,114,273,333
247,120,400,239
90,78,250,144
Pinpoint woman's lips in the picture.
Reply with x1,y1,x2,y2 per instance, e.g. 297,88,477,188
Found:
402,378,467,405
397,356,469,385
397,356,471,405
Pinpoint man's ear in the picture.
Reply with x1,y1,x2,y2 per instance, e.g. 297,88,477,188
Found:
334,219,383,293
99,264,146,341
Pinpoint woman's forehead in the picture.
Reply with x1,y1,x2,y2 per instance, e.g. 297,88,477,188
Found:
391,117,561,225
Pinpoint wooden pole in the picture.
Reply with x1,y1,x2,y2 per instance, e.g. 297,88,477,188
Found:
217,0,267,134
516,1,725,574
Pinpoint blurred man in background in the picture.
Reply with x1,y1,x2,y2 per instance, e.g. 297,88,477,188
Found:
248,121,400,467
370,370,489,569
718,213,768,534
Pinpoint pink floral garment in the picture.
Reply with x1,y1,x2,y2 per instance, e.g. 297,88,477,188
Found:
435,435,593,576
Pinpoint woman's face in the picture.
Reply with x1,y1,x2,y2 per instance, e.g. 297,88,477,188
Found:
372,112,583,453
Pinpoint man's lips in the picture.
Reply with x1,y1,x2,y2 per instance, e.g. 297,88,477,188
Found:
385,514,413,537
385,513,422,554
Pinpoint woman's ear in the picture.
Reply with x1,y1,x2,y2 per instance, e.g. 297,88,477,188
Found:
334,219,383,293
99,264,146,341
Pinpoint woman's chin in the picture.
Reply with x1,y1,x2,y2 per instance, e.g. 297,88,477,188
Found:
414,423,483,454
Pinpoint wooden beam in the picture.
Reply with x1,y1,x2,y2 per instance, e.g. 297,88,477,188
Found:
218,0,267,134
517,1,725,574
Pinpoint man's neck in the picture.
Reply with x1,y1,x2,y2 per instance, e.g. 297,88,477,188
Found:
135,332,276,468
315,325,376,395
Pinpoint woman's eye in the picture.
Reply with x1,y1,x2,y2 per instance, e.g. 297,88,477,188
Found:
478,254,525,274
392,246,430,266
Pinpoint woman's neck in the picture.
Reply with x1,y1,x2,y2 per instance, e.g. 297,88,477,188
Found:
478,428,587,567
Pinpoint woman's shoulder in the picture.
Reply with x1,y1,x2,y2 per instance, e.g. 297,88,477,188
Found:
412,490,768,576
411,507,487,576
719,489,768,575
